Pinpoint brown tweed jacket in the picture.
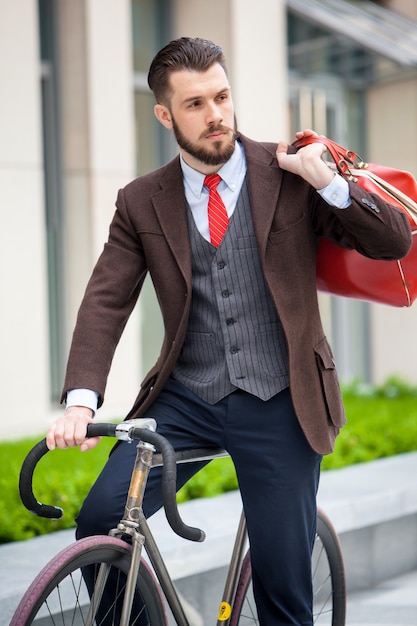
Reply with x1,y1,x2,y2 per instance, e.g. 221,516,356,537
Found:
62,134,412,454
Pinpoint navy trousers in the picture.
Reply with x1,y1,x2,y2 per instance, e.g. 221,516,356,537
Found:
76,378,322,625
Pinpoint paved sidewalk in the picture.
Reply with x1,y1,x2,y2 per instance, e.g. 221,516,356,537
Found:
346,568,417,625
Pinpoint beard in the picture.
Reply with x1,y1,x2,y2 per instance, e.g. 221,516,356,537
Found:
172,117,237,166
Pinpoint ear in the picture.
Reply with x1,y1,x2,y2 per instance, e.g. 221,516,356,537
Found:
154,104,173,130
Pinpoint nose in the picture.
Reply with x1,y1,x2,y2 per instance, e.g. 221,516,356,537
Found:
206,102,223,126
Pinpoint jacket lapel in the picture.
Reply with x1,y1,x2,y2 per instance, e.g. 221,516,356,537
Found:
151,157,192,286
239,135,284,258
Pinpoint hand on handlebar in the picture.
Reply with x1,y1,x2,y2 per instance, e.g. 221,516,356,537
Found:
23,422,205,541
46,406,100,452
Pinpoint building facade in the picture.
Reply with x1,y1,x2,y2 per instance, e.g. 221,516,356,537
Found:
1,0,417,439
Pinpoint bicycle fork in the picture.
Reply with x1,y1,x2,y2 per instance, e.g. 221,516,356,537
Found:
86,438,154,626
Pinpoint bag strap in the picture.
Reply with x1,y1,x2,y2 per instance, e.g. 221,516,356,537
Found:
292,135,366,180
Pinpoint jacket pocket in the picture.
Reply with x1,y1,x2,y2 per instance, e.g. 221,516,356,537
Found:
314,338,346,428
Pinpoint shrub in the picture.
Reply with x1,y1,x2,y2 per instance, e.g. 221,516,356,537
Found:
0,437,114,543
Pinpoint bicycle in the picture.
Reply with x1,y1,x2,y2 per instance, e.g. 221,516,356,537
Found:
11,418,346,625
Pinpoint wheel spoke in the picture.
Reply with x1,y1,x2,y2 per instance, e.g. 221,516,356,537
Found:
10,537,166,626
231,512,346,626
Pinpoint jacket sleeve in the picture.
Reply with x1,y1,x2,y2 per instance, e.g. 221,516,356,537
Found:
61,189,147,406
312,178,412,261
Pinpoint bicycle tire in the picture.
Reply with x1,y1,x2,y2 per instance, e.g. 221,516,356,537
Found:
10,535,167,626
229,508,346,626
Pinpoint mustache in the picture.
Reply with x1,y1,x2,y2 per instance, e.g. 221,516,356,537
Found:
200,125,235,139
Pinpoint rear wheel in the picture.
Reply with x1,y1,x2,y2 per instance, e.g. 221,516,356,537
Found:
230,508,346,626
10,535,167,626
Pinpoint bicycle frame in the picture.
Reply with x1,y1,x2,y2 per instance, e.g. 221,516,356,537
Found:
98,428,248,626
15,419,346,626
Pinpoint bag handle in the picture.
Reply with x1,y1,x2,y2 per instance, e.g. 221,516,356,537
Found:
292,135,366,180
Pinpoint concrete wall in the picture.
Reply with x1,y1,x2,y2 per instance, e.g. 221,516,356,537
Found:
0,0,140,439
0,0,50,436
367,77,417,384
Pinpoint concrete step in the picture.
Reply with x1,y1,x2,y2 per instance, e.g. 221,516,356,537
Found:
317,451,417,591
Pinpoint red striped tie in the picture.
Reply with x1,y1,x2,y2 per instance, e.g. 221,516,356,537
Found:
204,174,229,247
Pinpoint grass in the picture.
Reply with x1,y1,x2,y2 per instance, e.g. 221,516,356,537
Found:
0,437,115,543
1,377,417,544
321,378,417,469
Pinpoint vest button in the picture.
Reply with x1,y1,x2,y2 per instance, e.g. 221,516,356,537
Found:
230,346,239,354
222,290,230,298
218,261,226,269
226,317,235,326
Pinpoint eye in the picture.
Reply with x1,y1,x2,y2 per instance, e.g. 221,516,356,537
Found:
188,99,202,109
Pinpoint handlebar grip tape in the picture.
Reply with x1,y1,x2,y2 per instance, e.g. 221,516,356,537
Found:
18,423,205,541
19,439,64,519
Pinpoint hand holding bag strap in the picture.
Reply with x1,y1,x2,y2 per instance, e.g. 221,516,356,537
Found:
292,135,417,223
292,135,417,307
293,134,365,174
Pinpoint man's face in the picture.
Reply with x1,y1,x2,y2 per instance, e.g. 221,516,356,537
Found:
155,63,237,172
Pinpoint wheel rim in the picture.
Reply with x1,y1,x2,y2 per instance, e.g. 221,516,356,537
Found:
12,537,166,626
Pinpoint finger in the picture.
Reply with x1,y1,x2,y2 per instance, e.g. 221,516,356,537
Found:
46,425,57,451
51,418,81,449
80,436,101,453
54,423,75,449
276,140,288,155
73,418,92,444
295,128,317,138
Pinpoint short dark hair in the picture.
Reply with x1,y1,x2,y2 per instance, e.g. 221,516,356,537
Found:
148,37,227,105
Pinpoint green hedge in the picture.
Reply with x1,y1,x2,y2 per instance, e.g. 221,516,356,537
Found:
1,377,417,544
0,437,115,543
321,377,417,469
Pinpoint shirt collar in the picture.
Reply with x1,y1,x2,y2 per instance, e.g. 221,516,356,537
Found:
180,140,246,199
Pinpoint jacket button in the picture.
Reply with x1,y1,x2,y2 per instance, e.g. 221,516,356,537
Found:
362,197,379,212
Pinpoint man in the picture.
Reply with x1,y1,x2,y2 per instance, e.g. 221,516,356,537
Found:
47,37,411,625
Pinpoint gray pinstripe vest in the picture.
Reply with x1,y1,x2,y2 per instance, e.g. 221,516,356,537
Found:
172,178,289,404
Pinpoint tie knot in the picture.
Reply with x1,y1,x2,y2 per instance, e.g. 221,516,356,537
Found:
204,173,222,191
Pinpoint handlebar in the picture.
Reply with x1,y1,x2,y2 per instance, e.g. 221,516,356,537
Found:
18,422,205,543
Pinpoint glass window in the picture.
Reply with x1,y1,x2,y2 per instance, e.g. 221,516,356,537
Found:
132,0,161,73
39,0,66,403
132,0,171,374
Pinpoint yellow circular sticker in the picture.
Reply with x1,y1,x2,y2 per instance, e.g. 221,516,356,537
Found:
218,601,232,621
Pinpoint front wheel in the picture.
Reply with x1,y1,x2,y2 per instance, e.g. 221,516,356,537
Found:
230,507,346,626
10,535,167,626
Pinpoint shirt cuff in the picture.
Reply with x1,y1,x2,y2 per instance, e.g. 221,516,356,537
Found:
317,173,350,208
66,388,99,415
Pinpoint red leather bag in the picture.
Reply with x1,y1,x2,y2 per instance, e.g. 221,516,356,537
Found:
293,136,417,307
